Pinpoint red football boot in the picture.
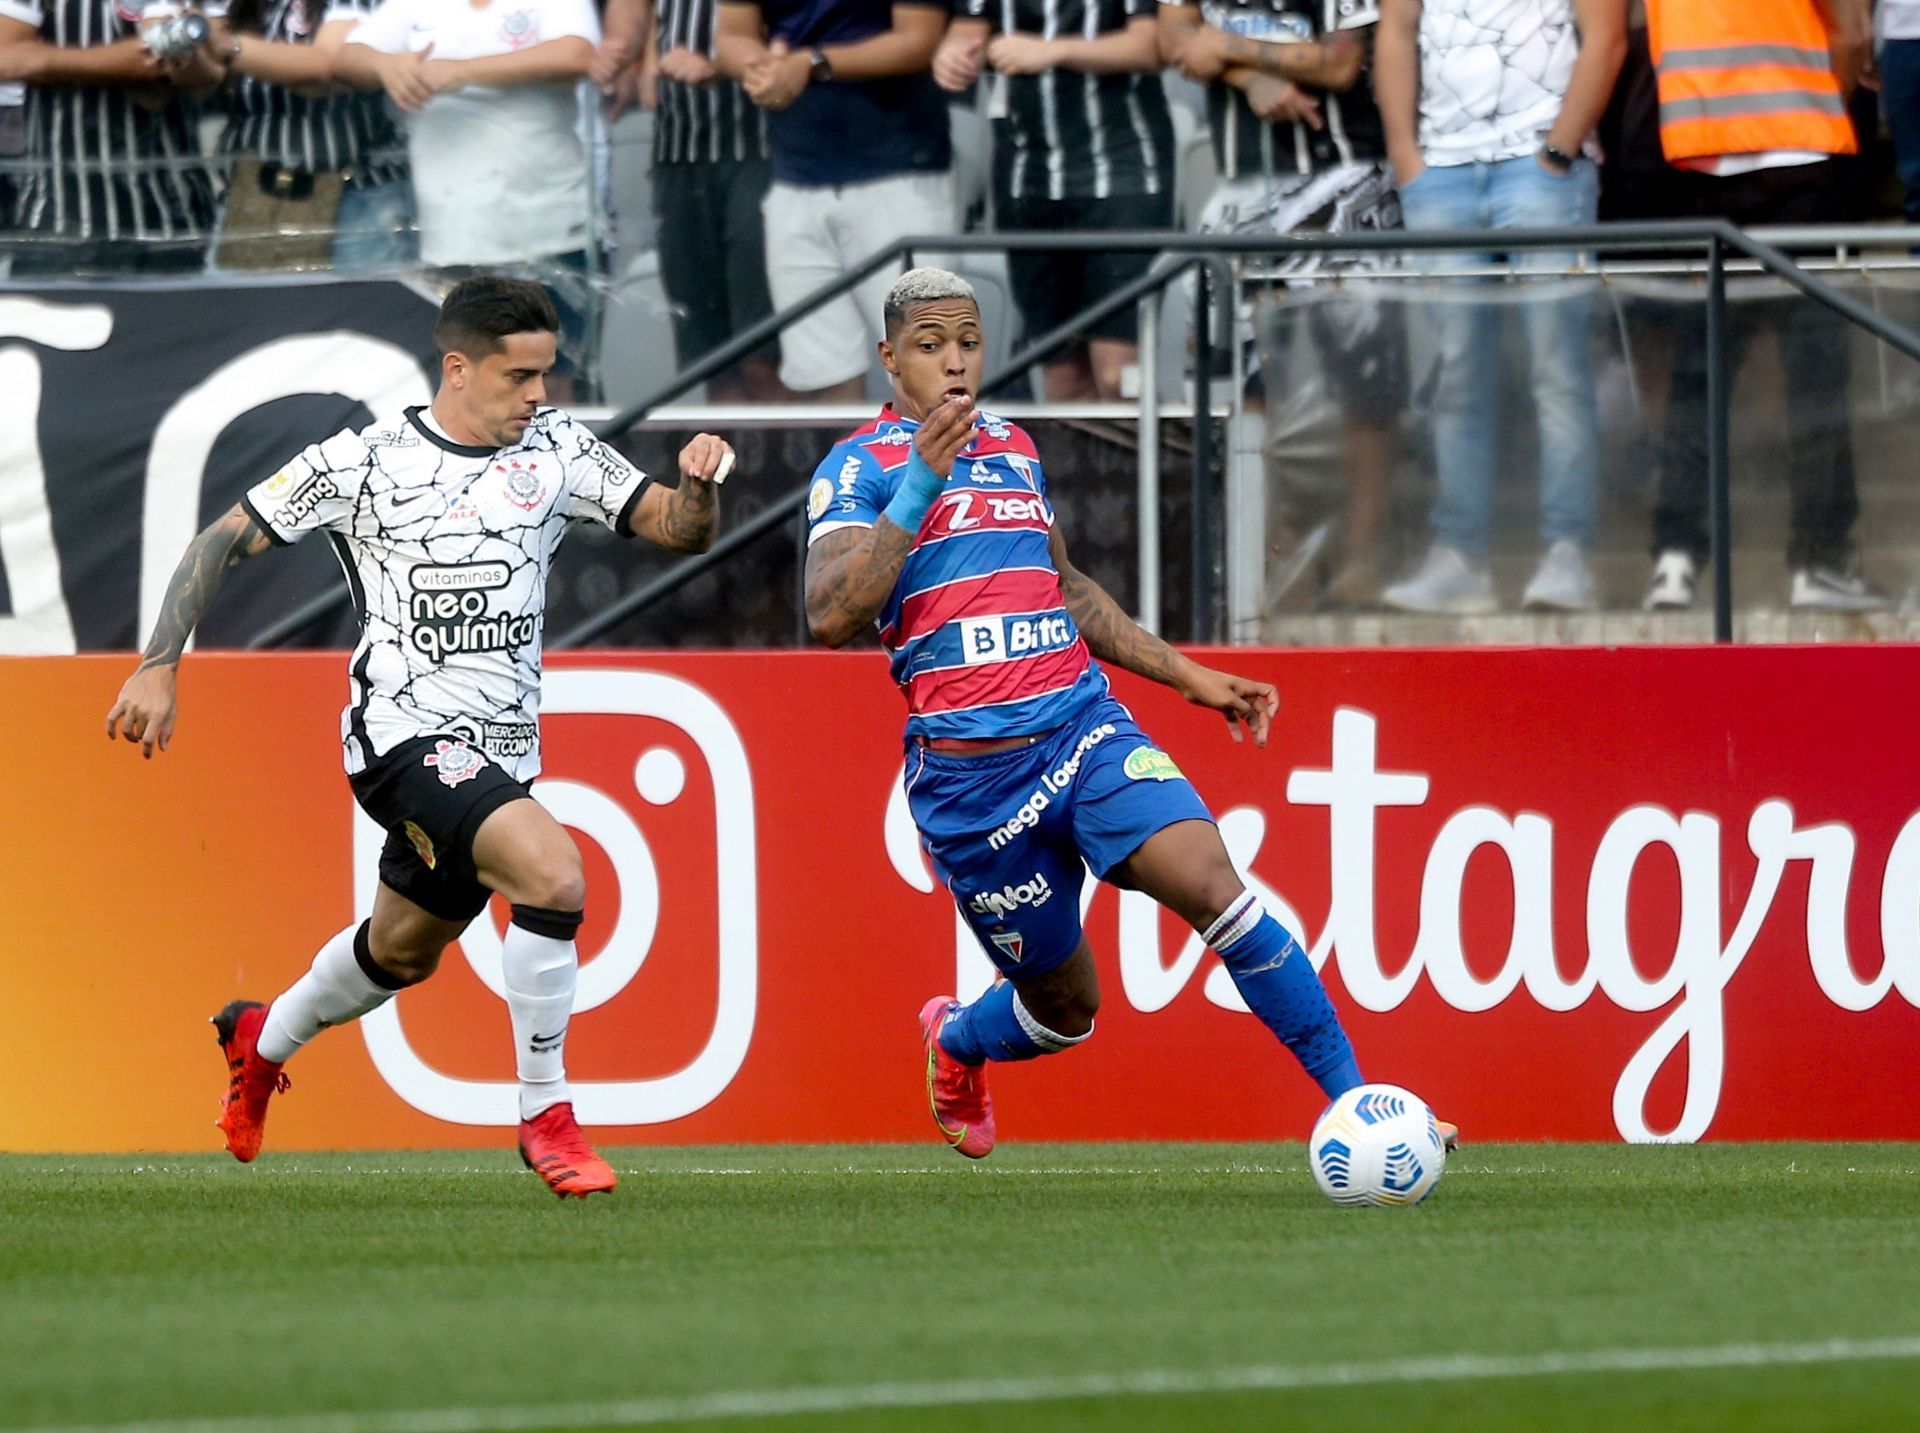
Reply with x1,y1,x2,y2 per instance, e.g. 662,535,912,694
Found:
212,1000,289,1163
919,996,995,1159
517,1102,618,1198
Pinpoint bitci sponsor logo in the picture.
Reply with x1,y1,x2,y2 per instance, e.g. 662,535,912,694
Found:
356,669,758,1127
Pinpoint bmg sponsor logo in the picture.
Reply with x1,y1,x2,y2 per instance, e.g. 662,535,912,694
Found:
355,669,758,1126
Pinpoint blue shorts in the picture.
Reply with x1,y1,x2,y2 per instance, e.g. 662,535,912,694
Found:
905,697,1216,978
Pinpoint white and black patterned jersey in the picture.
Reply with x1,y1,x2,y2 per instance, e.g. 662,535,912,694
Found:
4,0,216,242
960,0,1175,202
239,406,651,782
652,0,766,166
1179,0,1385,180
1414,0,1579,166
215,0,407,184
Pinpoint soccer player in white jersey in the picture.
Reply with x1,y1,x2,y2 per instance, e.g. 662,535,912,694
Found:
105,277,734,1198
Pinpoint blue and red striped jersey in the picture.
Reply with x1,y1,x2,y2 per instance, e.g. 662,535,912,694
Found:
805,405,1109,740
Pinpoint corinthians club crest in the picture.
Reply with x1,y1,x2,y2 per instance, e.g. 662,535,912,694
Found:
423,739,488,788
496,457,547,511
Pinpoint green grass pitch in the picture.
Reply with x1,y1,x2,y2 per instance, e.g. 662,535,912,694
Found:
4,1143,1918,1432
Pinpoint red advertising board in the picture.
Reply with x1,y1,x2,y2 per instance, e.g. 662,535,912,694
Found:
4,646,1917,1152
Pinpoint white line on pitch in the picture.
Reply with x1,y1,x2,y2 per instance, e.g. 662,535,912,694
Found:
24,1335,1920,1433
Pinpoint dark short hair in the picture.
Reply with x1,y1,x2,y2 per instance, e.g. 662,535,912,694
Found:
434,277,559,362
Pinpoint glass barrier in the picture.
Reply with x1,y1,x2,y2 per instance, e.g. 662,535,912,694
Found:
1246,266,1920,644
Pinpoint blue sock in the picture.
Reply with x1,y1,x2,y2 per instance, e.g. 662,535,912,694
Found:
937,982,1088,1065
1206,893,1363,1099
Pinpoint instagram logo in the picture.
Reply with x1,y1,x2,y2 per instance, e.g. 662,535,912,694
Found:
355,669,759,1126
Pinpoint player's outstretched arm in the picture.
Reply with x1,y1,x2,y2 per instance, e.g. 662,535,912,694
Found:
804,395,975,646
1050,526,1278,747
627,433,732,553
105,503,276,758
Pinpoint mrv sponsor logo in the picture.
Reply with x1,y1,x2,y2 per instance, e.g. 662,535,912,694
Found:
408,562,536,661
969,873,1055,919
986,722,1118,850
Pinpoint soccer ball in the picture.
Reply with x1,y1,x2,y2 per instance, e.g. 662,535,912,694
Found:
1308,1083,1447,1208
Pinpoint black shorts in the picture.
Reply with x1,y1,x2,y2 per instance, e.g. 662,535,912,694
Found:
998,190,1173,346
348,734,531,923
654,158,780,370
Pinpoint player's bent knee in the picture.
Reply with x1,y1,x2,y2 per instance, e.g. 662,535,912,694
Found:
1193,871,1256,937
510,858,586,914
363,924,443,987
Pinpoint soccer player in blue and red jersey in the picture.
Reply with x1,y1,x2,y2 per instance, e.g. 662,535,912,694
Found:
805,267,1431,1158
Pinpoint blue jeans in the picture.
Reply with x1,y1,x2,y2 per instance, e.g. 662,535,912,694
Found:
1397,155,1600,559
331,176,418,273
1881,39,1920,223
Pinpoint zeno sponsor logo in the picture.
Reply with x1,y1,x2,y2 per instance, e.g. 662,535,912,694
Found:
985,722,1117,850
970,872,1054,919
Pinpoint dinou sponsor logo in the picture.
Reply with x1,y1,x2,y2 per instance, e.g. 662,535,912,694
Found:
969,872,1054,919
407,562,535,661
1246,708,1920,1143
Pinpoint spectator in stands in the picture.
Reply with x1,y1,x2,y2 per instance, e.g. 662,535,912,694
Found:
1635,0,1885,612
1374,0,1626,615
0,0,218,274
1161,0,1407,608
205,0,415,271
715,0,953,402
336,0,601,392
933,0,1173,401
647,0,786,400
1884,0,1920,223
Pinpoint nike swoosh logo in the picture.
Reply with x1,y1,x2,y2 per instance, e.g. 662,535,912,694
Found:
391,490,435,509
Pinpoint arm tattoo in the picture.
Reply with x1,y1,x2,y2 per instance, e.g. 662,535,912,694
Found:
1228,29,1356,80
803,521,916,645
1056,550,1187,690
658,475,718,552
137,505,274,671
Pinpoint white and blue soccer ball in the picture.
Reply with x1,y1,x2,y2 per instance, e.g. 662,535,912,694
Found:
1308,1083,1447,1208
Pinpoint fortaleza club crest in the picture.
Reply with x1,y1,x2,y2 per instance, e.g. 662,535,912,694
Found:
423,739,488,788
496,457,547,510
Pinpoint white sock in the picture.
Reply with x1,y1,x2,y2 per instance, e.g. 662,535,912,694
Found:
257,923,398,1064
503,915,578,1122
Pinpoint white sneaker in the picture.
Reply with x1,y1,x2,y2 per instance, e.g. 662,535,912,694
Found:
1522,539,1597,612
1643,550,1698,611
1790,564,1891,612
1381,544,1497,615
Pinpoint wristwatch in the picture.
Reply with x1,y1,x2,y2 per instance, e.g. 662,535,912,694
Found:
1539,143,1574,173
808,46,832,83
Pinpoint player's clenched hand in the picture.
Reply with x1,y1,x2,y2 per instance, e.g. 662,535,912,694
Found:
105,666,179,760
914,394,976,477
1177,665,1277,747
678,432,735,484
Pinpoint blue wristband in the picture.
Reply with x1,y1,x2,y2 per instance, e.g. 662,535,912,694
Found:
881,451,945,532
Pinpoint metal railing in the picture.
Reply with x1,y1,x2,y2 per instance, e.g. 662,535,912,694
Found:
241,220,1920,650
